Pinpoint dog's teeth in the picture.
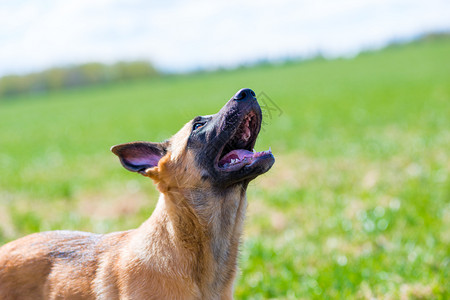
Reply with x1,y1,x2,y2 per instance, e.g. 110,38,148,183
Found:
253,149,256,153
231,158,241,164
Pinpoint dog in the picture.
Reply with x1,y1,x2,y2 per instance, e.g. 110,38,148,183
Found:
0,88,274,299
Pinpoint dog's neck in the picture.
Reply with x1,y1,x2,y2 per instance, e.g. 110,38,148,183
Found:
139,184,247,297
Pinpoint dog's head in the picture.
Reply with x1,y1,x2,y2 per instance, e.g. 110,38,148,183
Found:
111,88,275,192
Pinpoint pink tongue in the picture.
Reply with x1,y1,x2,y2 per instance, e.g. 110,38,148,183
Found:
219,149,253,166
218,148,273,168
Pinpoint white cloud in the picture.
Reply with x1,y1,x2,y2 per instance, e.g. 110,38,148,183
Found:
0,0,449,75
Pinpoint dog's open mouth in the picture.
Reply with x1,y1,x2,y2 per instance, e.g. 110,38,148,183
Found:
217,110,272,171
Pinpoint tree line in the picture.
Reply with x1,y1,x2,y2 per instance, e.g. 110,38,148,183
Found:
0,61,159,99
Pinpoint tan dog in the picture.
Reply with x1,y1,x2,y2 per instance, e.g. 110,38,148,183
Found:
0,88,274,299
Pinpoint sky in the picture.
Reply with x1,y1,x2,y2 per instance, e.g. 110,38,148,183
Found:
0,0,449,76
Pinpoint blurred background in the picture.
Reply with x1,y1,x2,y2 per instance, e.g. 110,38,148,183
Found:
1,1,449,298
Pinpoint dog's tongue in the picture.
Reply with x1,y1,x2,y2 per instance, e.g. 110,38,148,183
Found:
220,149,253,164
218,148,272,168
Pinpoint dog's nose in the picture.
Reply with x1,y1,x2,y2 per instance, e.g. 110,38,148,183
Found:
233,88,256,101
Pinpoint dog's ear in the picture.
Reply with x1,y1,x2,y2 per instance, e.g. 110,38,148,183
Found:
111,141,167,176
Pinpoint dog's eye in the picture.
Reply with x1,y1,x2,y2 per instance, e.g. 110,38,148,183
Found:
193,122,205,131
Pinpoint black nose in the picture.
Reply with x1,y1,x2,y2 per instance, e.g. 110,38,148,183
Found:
233,88,256,101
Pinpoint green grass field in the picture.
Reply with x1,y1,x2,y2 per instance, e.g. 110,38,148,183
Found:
1,38,449,299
